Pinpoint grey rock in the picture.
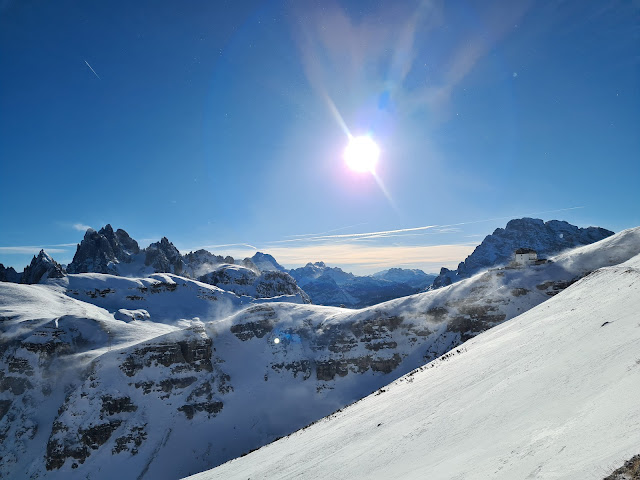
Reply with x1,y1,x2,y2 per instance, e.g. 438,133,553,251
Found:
20,250,65,284
429,218,613,289
67,225,140,274
0,264,21,283
144,237,184,275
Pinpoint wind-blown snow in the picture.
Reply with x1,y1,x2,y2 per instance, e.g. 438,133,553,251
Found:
189,253,640,480
2,227,639,480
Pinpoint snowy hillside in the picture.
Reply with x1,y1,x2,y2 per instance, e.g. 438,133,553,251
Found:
189,248,640,480
1,227,638,479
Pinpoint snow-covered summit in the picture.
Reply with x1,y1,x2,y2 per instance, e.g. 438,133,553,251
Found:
431,217,613,289
248,252,286,272
20,249,65,284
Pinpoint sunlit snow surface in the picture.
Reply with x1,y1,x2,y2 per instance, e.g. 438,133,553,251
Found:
189,250,640,480
1,228,639,479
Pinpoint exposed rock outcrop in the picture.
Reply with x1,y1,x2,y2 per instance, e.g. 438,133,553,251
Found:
0,264,21,283
67,225,140,274
430,218,613,289
144,237,184,275
20,250,65,284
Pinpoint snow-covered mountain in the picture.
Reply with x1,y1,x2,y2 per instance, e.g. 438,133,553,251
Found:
249,252,286,272
371,268,436,290
21,250,66,284
198,264,310,302
431,217,613,289
289,262,421,307
191,243,640,480
1,226,638,479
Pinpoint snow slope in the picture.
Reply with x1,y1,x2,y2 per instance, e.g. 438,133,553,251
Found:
190,252,640,480
1,228,638,479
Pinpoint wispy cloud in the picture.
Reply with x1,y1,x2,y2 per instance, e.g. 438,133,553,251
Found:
0,246,70,254
290,0,532,125
72,223,92,231
272,224,440,244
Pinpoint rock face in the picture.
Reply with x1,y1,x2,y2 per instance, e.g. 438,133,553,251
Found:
0,264,21,283
430,218,614,289
289,262,418,308
144,237,184,275
67,225,140,274
20,250,65,284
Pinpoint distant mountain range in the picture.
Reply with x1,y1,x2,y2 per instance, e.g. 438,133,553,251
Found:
0,225,437,308
289,262,436,308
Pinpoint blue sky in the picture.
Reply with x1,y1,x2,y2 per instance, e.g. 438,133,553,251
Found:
1,0,638,274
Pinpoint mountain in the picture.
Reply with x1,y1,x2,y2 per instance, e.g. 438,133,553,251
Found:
371,268,436,290
430,217,614,289
189,245,640,480
20,250,65,284
198,264,310,303
248,252,285,272
182,250,232,279
61,227,307,303
0,264,21,283
144,237,184,275
289,262,418,308
67,225,140,275
1,226,638,479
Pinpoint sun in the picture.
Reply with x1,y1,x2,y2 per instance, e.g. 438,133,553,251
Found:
343,135,380,173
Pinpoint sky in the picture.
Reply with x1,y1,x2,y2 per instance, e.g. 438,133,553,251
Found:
1,0,639,275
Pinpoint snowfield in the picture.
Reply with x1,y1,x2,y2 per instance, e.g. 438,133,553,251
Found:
1,227,639,479
188,252,640,480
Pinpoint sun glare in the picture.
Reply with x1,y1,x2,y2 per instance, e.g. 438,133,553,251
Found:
344,135,380,173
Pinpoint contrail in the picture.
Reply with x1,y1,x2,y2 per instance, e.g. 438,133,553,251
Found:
84,60,101,80
268,206,586,245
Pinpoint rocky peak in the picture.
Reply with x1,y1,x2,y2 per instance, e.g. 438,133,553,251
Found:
144,237,184,275
429,218,614,289
20,250,65,284
289,262,354,286
0,263,21,283
67,225,140,275
248,252,285,272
